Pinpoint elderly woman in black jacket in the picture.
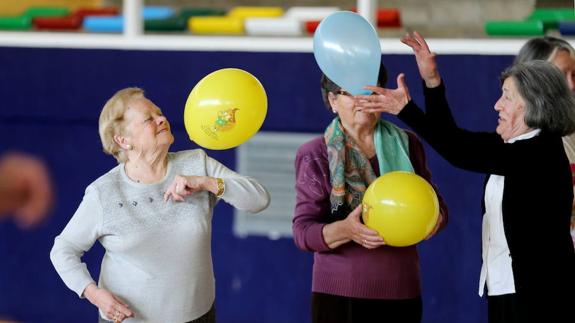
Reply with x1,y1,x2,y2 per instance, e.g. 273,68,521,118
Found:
356,32,575,323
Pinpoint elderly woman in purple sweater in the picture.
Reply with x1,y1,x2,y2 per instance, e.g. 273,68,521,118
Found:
292,63,448,323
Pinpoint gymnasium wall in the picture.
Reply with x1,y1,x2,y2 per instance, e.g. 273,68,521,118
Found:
0,45,513,323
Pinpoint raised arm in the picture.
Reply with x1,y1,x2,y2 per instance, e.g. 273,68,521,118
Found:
355,31,443,117
355,33,512,175
401,31,441,88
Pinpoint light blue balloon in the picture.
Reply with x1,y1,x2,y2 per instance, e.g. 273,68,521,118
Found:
313,11,381,95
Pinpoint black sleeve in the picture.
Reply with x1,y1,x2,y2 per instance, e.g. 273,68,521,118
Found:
398,81,512,175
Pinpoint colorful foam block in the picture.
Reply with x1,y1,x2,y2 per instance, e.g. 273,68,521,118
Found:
32,7,118,31
0,16,31,30
180,8,226,19
227,7,284,19
527,8,575,29
485,20,545,36
83,6,176,32
23,7,70,18
145,17,187,31
305,20,321,34
75,7,119,18
188,16,243,34
141,6,175,20
351,8,402,27
33,16,81,30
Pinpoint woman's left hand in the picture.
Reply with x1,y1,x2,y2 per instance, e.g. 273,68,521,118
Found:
355,74,411,115
164,175,209,202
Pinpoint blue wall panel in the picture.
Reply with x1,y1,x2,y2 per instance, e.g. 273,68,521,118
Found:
0,46,513,323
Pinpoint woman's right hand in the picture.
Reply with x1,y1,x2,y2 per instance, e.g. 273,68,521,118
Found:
401,31,441,88
84,283,134,322
322,205,386,249
355,74,411,115
343,205,386,249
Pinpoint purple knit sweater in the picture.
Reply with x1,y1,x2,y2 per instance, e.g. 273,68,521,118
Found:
293,131,448,299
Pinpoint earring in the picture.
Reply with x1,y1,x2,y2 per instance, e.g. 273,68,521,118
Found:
126,144,133,150
332,110,337,114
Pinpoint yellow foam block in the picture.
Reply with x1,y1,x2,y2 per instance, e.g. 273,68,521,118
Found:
188,16,243,34
0,0,98,15
227,6,284,19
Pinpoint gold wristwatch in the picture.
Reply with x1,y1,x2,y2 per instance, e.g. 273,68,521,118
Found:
216,178,225,197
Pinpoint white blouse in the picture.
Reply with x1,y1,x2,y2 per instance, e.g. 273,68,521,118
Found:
478,129,540,297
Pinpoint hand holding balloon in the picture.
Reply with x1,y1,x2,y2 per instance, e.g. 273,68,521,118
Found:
322,205,386,250
362,171,439,247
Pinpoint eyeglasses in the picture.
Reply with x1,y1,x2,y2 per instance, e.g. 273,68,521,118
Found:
336,90,353,97
336,90,377,97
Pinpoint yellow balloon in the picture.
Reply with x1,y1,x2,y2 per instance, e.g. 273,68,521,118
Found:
362,171,439,247
184,68,267,150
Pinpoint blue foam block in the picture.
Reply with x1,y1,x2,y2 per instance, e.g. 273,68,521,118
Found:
83,6,176,32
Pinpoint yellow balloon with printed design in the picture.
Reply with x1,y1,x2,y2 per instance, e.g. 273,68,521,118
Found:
362,171,439,247
184,68,267,150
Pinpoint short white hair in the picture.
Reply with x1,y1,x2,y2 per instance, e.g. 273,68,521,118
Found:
98,87,145,163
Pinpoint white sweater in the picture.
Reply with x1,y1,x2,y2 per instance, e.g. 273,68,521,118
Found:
50,149,270,322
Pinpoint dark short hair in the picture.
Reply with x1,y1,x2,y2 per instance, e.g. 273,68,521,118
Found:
514,36,575,65
320,63,388,109
501,60,575,135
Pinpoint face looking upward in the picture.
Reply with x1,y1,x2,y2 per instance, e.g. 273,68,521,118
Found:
494,77,531,142
121,97,174,153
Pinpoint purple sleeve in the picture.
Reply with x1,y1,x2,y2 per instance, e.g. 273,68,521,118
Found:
292,138,332,253
407,131,449,234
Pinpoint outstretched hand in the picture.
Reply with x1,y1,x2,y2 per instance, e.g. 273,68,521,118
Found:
401,31,441,88
355,74,411,115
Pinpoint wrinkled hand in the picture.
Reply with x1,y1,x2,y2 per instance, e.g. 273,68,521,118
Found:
344,205,386,249
401,31,441,88
164,175,207,202
355,74,411,115
0,153,53,228
84,284,133,322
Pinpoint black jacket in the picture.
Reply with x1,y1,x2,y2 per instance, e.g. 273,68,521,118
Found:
399,82,575,322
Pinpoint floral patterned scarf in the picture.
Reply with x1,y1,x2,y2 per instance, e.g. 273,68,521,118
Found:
324,117,414,212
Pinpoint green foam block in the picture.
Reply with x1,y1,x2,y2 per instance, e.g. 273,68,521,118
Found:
23,7,70,18
485,20,544,36
145,17,187,31
180,8,226,19
0,16,31,30
527,8,575,29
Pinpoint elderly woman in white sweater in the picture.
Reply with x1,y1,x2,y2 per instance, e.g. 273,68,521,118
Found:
50,87,270,323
